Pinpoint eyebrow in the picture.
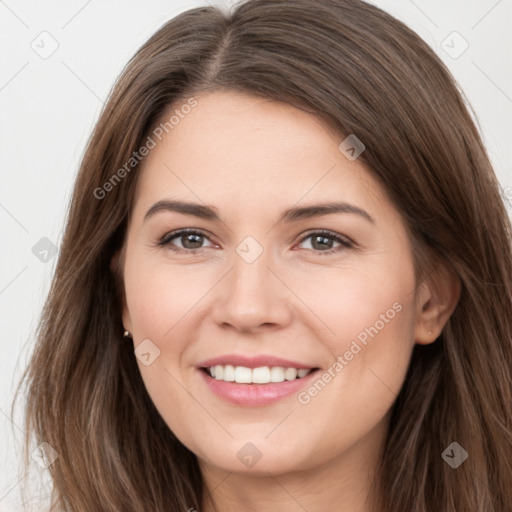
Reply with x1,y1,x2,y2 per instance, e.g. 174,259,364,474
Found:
144,199,375,224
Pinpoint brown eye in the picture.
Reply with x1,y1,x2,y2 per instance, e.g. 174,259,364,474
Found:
158,229,214,252
297,230,354,255
157,228,354,255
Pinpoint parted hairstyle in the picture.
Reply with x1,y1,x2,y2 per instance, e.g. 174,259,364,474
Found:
12,0,512,510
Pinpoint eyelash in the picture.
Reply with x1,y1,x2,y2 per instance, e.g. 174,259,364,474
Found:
156,228,354,256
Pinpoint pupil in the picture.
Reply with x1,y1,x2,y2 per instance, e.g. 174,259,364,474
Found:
183,234,203,249
313,235,331,250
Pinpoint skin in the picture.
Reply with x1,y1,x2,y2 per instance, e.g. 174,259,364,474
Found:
119,90,460,512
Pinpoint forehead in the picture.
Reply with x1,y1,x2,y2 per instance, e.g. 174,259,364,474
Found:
132,90,386,221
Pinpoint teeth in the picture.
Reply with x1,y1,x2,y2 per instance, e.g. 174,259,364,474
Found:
270,366,285,382
284,368,297,380
252,366,270,384
223,364,235,381
208,365,313,383
235,366,252,383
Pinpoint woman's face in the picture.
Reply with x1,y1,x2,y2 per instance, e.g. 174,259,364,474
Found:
121,90,426,476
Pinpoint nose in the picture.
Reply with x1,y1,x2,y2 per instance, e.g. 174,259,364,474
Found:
210,245,293,334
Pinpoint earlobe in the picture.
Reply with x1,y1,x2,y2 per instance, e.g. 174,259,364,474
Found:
414,262,461,345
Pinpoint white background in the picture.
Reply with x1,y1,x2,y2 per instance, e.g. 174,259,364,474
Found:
1,0,511,509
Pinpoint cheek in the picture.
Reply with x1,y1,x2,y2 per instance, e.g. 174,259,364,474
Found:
292,298,416,462
124,253,205,338
296,260,412,344
123,256,201,442
297,259,417,407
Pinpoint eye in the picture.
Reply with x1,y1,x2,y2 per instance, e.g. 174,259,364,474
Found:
295,230,354,255
156,228,354,255
157,228,216,252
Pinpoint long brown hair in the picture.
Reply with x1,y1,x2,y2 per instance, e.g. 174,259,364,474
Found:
12,0,512,510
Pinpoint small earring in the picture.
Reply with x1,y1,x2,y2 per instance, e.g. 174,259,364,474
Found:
123,330,131,338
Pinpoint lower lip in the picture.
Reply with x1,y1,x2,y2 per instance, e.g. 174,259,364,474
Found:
197,368,319,406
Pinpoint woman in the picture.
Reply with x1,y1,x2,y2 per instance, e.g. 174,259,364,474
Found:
12,0,512,510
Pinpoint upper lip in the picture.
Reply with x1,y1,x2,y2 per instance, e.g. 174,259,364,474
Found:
196,354,318,370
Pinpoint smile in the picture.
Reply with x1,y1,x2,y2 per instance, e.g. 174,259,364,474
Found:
198,366,320,407
202,365,316,383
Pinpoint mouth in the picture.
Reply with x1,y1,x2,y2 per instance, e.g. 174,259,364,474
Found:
200,365,320,384
197,364,321,407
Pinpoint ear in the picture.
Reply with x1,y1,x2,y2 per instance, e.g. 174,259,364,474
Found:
110,249,132,333
413,261,461,345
